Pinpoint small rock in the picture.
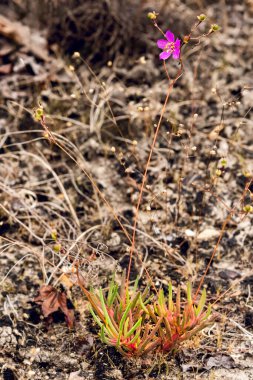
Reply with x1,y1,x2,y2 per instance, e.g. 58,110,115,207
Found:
27,371,36,379
197,228,220,241
205,354,235,370
105,369,123,379
106,232,121,247
0,326,17,347
185,229,195,237
219,270,241,280
68,370,85,380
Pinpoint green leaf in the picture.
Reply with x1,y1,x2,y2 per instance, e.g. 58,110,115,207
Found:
202,303,212,320
107,275,117,307
176,286,181,314
89,305,103,329
108,283,119,308
129,327,141,344
133,276,139,293
187,282,192,305
99,288,118,335
139,294,148,313
158,289,166,313
124,317,129,337
142,284,151,301
168,282,173,311
100,324,106,343
125,317,142,338
195,288,206,317
120,269,126,300
117,292,140,345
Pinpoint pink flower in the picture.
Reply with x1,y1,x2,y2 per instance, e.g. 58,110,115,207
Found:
157,30,180,60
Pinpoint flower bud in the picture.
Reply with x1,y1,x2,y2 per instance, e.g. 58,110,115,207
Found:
243,171,251,178
220,158,227,167
243,204,253,213
197,14,207,21
53,244,61,252
51,230,57,241
147,11,158,20
211,24,220,32
183,35,190,44
34,107,44,121
215,169,222,177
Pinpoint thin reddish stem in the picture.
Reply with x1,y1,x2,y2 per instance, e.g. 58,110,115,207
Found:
194,177,253,301
126,61,184,286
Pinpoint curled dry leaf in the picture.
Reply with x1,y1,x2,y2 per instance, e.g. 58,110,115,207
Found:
34,284,74,328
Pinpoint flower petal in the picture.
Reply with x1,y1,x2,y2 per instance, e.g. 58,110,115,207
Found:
173,39,181,59
157,39,168,49
172,50,180,59
165,30,174,42
175,38,180,49
159,51,171,60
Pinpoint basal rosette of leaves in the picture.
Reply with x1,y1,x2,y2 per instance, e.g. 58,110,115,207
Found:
81,276,217,358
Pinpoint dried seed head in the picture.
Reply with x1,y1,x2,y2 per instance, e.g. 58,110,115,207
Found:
72,51,80,58
139,56,147,64
183,35,190,44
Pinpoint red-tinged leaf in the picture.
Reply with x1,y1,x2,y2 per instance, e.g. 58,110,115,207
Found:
34,284,75,328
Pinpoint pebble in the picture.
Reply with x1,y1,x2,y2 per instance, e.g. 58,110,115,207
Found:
219,269,241,280
197,228,220,241
185,229,196,237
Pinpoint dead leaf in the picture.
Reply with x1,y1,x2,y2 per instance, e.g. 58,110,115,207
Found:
205,354,235,370
0,64,12,74
208,123,225,141
0,15,49,61
34,284,75,327
0,41,15,57
59,273,74,289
